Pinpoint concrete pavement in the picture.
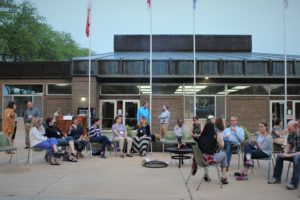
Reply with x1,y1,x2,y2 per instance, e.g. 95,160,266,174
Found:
0,125,299,200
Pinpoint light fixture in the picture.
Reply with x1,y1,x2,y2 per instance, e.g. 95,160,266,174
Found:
81,97,86,102
204,76,209,80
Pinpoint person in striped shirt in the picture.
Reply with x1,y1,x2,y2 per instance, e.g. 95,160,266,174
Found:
89,118,112,159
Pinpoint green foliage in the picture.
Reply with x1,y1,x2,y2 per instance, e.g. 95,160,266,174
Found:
241,126,251,140
126,125,135,138
0,0,88,61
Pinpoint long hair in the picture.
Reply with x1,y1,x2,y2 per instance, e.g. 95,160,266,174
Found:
6,101,15,109
114,115,122,124
215,118,225,131
201,122,216,136
31,117,42,129
259,121,269,132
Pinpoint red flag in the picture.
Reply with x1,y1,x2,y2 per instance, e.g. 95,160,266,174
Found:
85,0,91,37
147,0,151,8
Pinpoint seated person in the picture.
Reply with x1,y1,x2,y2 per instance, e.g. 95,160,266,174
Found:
193,122,229,184
112,115,133,158
174,118,189,148
271,118,288,146
29,117,62,165
132,116,151,156
89,118,113,159
235,122,273,180
223,116,245,168
191,116,202,137
67,116,88,158
44,117,77,162
269,120,300,190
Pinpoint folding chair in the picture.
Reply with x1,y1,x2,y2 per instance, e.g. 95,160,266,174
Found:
0,135,19,164
185,145,222,190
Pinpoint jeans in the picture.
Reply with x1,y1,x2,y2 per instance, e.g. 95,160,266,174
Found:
90,135,111,154
74,140,88,152
56,136,74,146
273,154,300,188
223,138,240,167
176,136,182,145
34,138,57,157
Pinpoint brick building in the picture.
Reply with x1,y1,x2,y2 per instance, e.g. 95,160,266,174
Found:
1,35,300,133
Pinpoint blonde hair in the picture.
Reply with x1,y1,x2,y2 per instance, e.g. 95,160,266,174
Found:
31,117,42,129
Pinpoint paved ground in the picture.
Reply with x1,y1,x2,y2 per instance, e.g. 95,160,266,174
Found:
0,124,299,200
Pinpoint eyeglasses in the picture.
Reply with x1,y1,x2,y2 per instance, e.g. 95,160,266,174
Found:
258,126,265,128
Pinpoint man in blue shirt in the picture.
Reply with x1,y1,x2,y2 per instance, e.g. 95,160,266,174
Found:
137,102,150,124
223,116,245,168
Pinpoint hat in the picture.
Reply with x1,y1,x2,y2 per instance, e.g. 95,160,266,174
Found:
207,115,215,119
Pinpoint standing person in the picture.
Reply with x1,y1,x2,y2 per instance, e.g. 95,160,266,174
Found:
223,116,245,169
11,103,18,147
191,116,201,137
23,101,41,149
158,105,171,140
193,122,229,184
68,116,88,159
137,102,150,125
53,107,61,124
133,116,151,156
235,122,273,181
89,118,113,159
112,115,133,158
269,120,300,190
3,101,16,147
174,118,189,148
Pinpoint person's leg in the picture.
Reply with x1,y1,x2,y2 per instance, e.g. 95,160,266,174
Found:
214,152,228,178
140,137,150,155
126,137,133,155
25,124,31,148
176,136,182,147
11,122,17,146
272,156,291,182
157,124,163,140
132,137,140,153
162,124,168,139
223,139,232,167
114,137,125,157
290,155,300,188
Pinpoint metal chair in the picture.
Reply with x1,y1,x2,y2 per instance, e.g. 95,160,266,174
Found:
0,135,19,164
286,161,292,182
185,145,222,190
251,155,273,181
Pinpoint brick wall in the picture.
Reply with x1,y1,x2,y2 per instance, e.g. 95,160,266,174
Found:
44,96,72,118
226,96,269,132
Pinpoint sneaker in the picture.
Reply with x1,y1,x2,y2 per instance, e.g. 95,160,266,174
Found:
204,175,211,182
234,172,242,177
268,178,281,184
236,175,248,181
126,154,133,157
221,177,229,184
244,160,254,167
286,184,296,190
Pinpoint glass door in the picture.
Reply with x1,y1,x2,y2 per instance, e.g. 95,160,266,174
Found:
270,101,285,129
100,100,116,130
123,100,139,129
293,101,300,121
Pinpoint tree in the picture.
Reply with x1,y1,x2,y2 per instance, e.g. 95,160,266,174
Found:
0,0,88,61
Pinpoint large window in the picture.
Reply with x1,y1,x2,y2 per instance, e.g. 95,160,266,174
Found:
246,62,268,76
272,62,293,76
227,85,268,95
124,61,144,75
200,61,219,75
153,84,181,95
98,61,120,75
171,61,193,75
185,96,220,119
3,84,43,117
73,61,96,75
223,61,243,76
101,85,139,95
47,84,71,95
295,62,300,75
3,84,43,95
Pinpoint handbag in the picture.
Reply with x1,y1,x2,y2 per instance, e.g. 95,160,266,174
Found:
203,154,216,165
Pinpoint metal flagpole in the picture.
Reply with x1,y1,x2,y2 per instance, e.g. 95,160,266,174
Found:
149,2,153,129
193,0,196,117
88,1,92,128
283,0,288,129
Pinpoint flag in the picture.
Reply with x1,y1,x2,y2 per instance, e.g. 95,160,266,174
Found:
85,0,91,37
193,0,197,10
147,0,151,8
284,0,288,9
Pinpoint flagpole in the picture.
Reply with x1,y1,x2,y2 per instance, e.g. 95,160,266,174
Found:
149,3,153,129
283,0,287,129
88,1,92,128
193,0,196,117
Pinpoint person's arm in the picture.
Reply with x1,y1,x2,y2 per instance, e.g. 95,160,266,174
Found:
234,127,245,141
136,109,140,123
146,124,151,136
273,130,282,137
216,132,224,149
32,128,47,141
88,126,97,138
124,126,128,138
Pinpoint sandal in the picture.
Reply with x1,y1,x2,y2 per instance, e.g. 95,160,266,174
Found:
220,177,229,184
236,175,248,181
50,161,60,165
204,175,211,182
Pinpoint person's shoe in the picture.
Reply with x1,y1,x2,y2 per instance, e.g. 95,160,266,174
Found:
268,178,281,184
126,154,133,157
236,175,248,181
244,160,254,167
221,177,229,184
25,146,29,149
234,172,242,177
100,154,107,159
204,175,211,182
286,184,296,190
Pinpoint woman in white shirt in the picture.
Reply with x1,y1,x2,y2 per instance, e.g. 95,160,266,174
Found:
29,117,62,165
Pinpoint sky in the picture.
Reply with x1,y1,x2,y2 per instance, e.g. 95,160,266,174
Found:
28,0,300,55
